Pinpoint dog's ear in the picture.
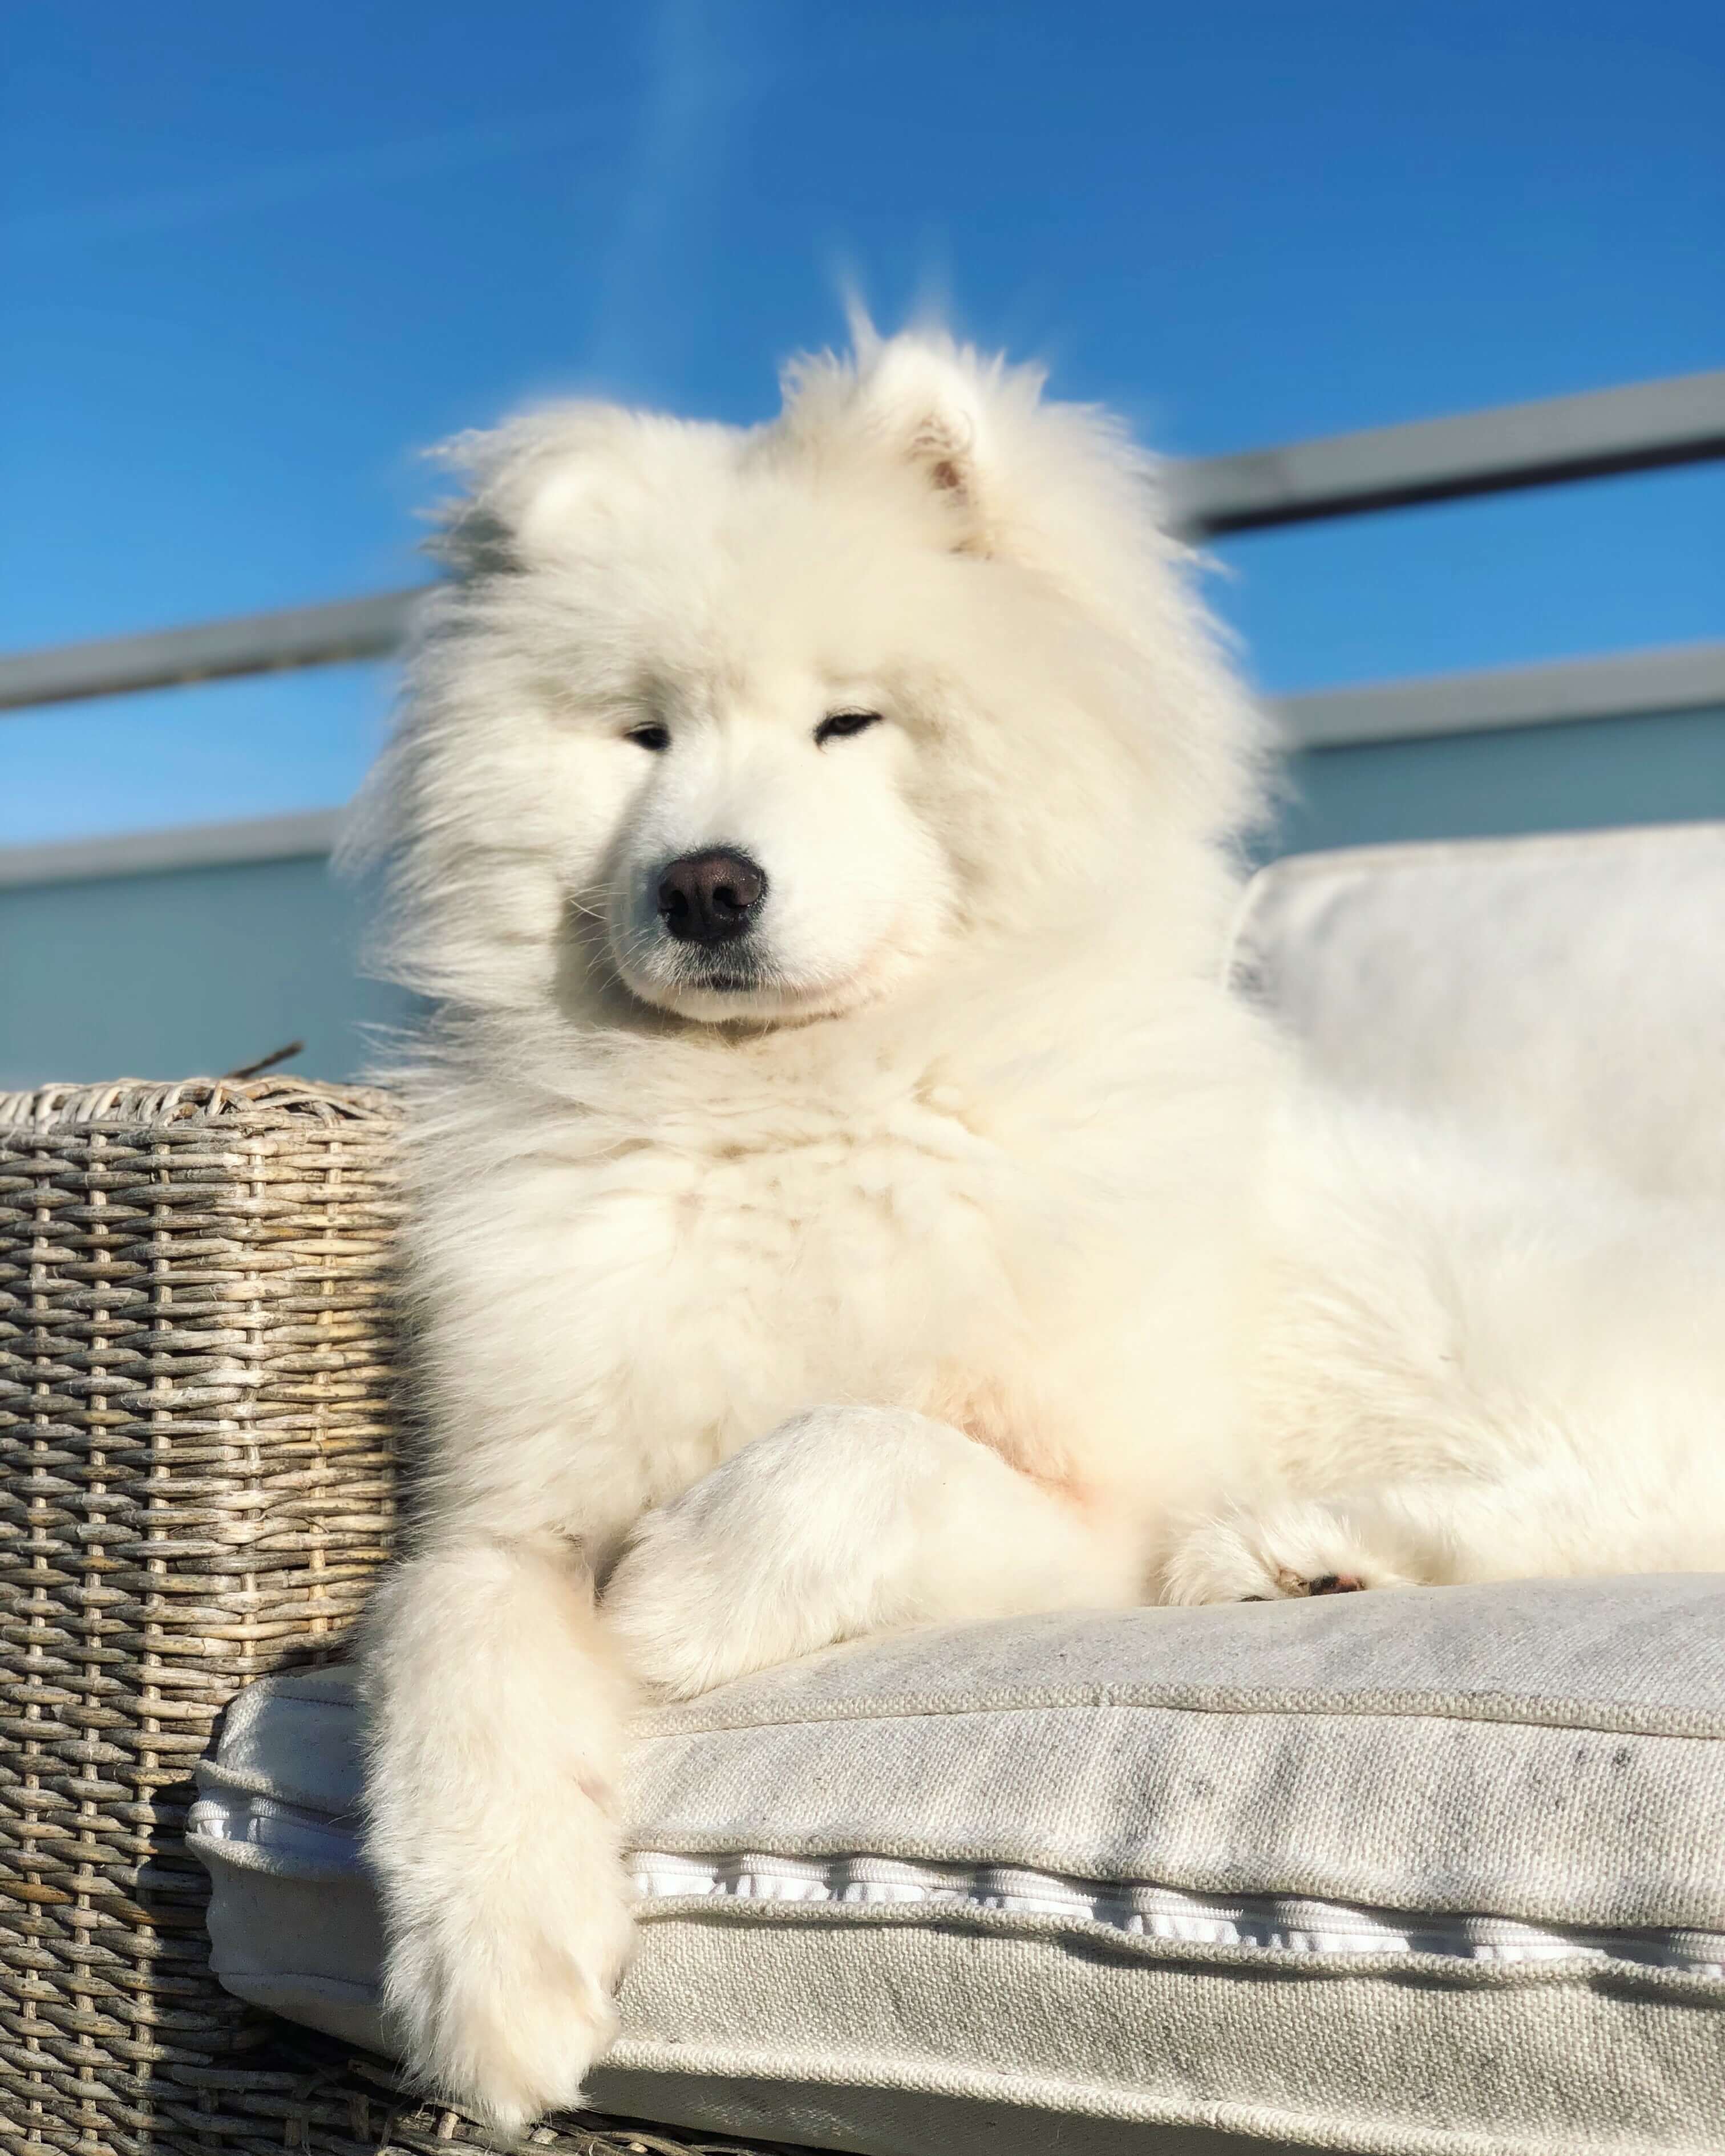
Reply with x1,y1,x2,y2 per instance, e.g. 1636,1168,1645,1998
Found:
426,408,682,576
856,341,986,511
781,331,1002,551
850,338,993,544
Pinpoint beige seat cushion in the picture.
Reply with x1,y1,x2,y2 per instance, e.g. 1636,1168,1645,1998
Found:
193,1577,1725,2156
1233,821,1725,1197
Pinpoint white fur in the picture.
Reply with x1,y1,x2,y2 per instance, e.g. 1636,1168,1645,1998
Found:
350,329,1725,2129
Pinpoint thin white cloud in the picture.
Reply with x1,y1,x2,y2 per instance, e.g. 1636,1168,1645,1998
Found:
581,0,773,390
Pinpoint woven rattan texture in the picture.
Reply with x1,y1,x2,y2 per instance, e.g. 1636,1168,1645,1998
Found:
1,1080,403,2156
172,2030,803,2156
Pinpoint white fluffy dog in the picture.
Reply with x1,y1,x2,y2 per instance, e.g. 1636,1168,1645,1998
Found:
354,328,1725,2129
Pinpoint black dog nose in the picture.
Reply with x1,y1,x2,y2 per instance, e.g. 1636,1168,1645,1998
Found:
657,849,767,943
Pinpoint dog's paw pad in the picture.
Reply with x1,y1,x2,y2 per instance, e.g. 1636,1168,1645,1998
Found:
1164,1502,1408,1606
1268,1565,1364,1596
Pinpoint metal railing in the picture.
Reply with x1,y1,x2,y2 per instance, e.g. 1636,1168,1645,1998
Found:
0,591,419,717
1280,638,1725,751
3,368,1721,724
1159,367,1725,533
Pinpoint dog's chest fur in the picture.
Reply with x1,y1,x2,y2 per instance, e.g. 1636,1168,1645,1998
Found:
574,1083,1023,1453
420,975,1268,1550
423,1059,1070,1543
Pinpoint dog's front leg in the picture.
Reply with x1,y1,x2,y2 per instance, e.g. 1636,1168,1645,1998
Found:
360,1532,634,2132
604,1404,1144,1699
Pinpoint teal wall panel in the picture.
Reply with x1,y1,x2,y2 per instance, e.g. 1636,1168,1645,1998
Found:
0,853,414,1091
1277,702,1725,856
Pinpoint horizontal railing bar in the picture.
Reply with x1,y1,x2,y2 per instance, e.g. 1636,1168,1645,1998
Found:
1167,368,1725,535
2,370,1720,718
6,641,1719,887
1279,638,1725,749
0,809,346,890
0,590,422,715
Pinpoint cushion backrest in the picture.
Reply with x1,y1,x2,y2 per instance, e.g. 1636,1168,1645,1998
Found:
1232,821,1725,1199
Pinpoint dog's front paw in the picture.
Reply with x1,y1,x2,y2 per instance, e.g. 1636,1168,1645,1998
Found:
604,1408,903,1698
603,1484,816,1700
382,1847,633,2133
1160,1496,1416,1606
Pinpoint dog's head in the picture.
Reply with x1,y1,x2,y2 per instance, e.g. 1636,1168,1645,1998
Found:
357,330,1264,1032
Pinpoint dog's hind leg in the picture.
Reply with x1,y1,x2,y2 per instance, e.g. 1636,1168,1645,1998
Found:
603,1403,1145,1699
1160,1449,1725,1604
1160,1486,1431,1603
359,1534,635,2132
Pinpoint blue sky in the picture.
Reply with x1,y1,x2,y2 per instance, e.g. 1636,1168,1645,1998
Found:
3,0,1720,844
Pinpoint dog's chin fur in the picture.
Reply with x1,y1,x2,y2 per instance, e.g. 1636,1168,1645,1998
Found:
624,976,887,1027
614,933,937,1028
352,325,1725,2133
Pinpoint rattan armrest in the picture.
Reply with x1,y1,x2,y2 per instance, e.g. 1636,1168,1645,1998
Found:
0,1077,402,2150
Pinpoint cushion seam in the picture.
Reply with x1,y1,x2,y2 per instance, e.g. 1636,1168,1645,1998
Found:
627,1687,1725,1743
252,1671,1725,1742
625,1893,1725,1996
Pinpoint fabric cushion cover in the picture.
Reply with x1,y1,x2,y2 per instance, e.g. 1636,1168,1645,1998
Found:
193,1576,1725,2156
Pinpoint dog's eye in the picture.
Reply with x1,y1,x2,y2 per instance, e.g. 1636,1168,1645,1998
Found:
815,710,883,747
625,723,671,752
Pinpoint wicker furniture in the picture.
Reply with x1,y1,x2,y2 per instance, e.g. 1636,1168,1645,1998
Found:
1,1080,760,2156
